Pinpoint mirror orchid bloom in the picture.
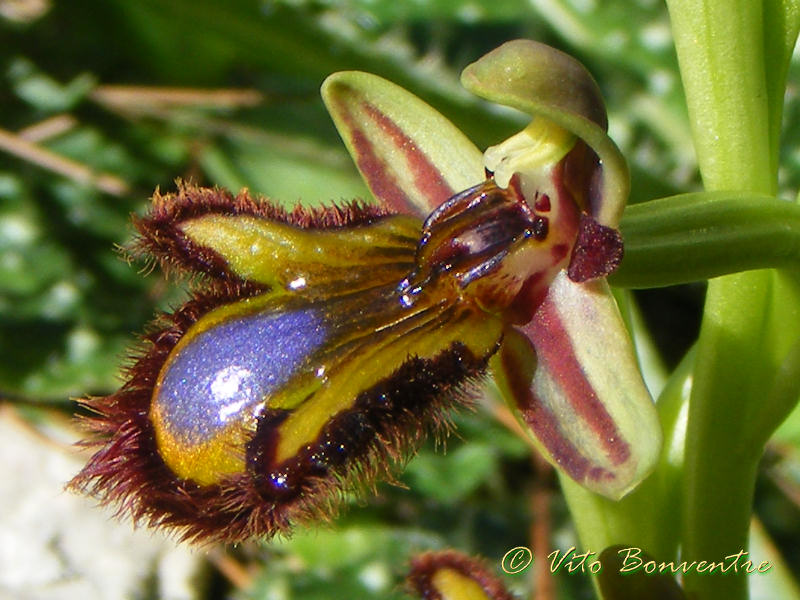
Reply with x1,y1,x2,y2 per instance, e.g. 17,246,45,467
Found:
71,40,661,545
323,40,661,500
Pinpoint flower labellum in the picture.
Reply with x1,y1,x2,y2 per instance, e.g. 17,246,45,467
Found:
71,40,661,543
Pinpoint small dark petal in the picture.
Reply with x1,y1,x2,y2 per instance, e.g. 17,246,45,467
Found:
567,213,624,282
407,550,516,600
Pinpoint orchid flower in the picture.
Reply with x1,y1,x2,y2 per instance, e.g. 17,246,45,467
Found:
70,40,661,544
322,39,661,500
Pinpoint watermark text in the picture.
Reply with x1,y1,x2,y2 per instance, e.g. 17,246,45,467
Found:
501,546,772,576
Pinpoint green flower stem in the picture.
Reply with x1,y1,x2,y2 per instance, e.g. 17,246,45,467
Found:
667,0,772,194
611,192,800,288
665,1,800,599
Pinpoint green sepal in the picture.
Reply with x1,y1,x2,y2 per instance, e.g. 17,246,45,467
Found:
322,71,485,216
493,272,662,500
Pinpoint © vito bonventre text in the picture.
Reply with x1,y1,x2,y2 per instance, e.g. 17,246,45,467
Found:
501,546,772,575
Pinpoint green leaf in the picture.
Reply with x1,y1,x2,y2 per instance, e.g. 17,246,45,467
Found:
403,443,498,504
267,0,533,25
198,140,370,206
251,525,441,600
762,0,800,183
8,58,96,112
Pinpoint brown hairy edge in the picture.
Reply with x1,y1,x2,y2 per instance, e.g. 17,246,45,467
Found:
132,182,393,282
70,331,489,543
407,549,516,600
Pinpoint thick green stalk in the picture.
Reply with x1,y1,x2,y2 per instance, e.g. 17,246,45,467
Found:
681,270,772,600
667,0,772,193
665,1,800,599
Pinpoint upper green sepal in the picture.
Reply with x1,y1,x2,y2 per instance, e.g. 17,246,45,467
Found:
322,71,484,216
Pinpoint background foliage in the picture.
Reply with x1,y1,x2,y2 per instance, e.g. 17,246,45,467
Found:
1,1,799,599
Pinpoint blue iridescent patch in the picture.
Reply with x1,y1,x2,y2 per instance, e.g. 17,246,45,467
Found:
155,307,327,443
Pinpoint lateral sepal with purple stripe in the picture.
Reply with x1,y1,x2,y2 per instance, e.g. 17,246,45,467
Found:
493,271,662,499
455,41,660,498
321,71,485,215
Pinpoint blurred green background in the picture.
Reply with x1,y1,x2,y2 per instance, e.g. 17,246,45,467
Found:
1,1,799,599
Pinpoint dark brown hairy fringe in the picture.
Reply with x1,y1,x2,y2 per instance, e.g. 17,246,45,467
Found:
70,337,488,543
407,549,516,600
69,183,490,544
133,182,393,282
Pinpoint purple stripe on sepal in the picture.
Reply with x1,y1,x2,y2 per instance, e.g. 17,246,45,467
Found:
524,292,631,466
499,330,615,484
342,107,417,214
361,102,455,212
336,100,458,217
321,72,484,218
